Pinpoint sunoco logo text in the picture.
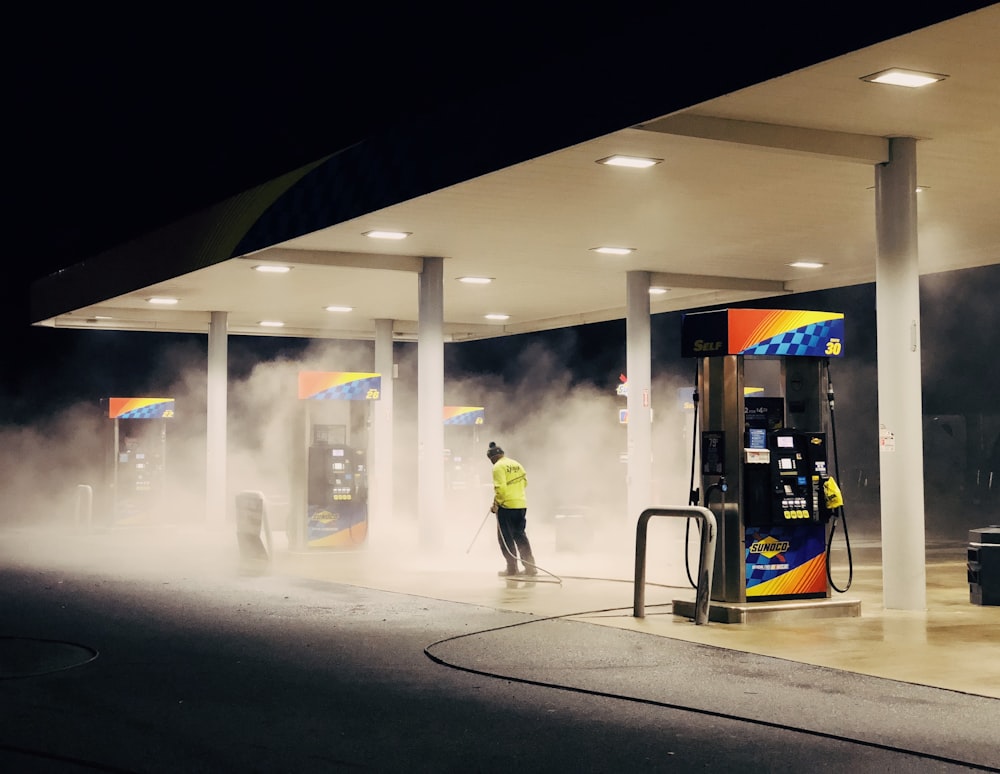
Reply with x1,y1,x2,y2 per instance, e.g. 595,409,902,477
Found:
749,540,790,554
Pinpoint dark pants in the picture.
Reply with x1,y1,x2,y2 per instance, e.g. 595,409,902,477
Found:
496,507,535,571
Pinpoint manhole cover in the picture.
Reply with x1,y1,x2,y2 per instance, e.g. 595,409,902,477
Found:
0,637,98,678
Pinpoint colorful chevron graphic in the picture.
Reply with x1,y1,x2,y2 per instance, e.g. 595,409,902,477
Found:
108,397,175,419
298,371,382,400
728,309,844,357
443,406,485,425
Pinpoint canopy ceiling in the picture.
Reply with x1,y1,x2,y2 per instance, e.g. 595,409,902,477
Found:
31,6,1000,342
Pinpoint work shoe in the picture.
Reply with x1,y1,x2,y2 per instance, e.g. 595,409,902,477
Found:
498,568,518,577
521,565,538,576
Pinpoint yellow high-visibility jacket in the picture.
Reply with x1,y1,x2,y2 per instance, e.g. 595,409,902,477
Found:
492,456,527,509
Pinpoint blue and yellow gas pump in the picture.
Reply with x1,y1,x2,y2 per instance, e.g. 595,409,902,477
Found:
289,371,379,551
444,406,485,510
106,397,174,525
677,309,857,620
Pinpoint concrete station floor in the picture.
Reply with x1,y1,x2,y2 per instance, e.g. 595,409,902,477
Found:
7,513,999,700
265,515,1000,701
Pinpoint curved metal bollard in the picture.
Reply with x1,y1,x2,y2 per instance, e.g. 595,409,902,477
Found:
634,506,717,625
75,484,93,530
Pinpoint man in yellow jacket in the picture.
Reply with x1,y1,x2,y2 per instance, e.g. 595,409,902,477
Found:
487,441,538,576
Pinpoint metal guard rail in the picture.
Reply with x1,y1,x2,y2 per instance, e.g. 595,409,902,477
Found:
634,506,717,625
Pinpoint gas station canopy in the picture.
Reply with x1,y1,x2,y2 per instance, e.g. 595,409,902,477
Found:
29,7,1000,339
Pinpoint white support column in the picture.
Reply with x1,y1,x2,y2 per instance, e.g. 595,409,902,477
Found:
418,257,445,549
626,271,653,523
207,311,228,525
372,318,395,545
875,136,927,611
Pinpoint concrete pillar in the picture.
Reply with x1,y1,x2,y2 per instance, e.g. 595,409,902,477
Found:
373,318,395,544
418,257,445,549
207,311,228,525
874,136,927,610
626,271,653,523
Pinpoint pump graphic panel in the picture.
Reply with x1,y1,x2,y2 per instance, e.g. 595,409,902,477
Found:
443,406,485,425
108,397,175,419
745,524,827,599
298,371,381,401
681,309,844,358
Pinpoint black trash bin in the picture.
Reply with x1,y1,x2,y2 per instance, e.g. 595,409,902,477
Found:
967,526,1000,606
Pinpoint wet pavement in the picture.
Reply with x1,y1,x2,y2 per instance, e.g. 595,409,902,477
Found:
1,524,998,772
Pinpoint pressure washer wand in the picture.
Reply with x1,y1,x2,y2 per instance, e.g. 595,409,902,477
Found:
466,509,493,554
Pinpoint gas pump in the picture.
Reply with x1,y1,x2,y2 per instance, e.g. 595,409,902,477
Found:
677,309,857,618
106,397,174,525
289,371,379,551
444,406,485,513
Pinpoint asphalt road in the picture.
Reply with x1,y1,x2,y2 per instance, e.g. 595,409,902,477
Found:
1,530,998,773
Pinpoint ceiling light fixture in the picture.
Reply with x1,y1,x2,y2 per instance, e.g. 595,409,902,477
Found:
860,68,947,88
788,261,825,269
484,313,510,321
457,277,493,284
364,230,410,240
253,264,291,273
259,320,285,327
147,297,179,305
866,184,929,193
649,287,669,295
591,246,635,256
597,155,662,168
324,305,353,313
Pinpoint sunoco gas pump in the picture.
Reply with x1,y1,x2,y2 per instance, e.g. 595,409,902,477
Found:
444,406,485,512
677,309,858,620
106,397,174,525
289,371,379,551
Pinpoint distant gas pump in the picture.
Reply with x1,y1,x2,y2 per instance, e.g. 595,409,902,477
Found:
444,406,485,512
289,371,379,551
106,397,174,525
677,309,857,618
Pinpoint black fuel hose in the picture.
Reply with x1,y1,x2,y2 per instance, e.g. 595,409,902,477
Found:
824,359,854,592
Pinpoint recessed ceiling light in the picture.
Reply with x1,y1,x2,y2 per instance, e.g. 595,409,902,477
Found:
364,230,411,240
147,297,179,305
93,315,113,320
596,155,662,168
458,277,493,284
484,313,510,321
324,305,353,313
860,68,947,88
649,287,669,295
591,246,635,256
253,264,292,273
788,261,825,269
259,320,285,327
866,184,929,192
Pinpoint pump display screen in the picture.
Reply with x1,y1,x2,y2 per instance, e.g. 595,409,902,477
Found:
776,436,795,448
331,449,345,457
